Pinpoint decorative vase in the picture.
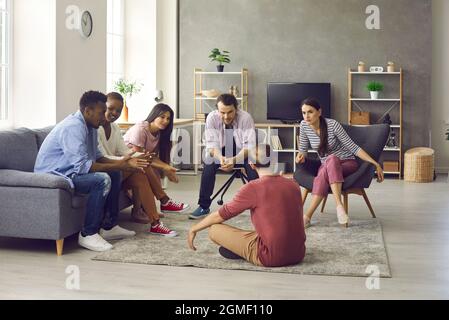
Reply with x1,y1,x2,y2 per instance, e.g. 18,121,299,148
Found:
217,65,224,72
370,91,379,100
119,101,129,123
358,62,366,72
387,61,395,73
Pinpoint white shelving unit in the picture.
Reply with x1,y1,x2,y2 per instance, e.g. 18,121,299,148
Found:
193,68,248,120
348,68,403,178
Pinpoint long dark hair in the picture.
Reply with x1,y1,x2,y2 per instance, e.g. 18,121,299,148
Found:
301,98,328,157
145,103,174,164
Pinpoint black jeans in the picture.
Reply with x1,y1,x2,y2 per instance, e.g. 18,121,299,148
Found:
198,147,259,209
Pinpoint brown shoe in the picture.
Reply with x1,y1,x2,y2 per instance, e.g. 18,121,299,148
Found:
131,208,151,224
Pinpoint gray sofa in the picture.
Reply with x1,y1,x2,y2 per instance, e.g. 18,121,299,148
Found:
0,127,132,255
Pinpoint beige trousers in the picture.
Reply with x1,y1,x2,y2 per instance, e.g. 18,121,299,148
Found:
208,223,263,267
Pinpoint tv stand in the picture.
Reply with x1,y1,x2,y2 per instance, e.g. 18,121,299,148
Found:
281,120,301,125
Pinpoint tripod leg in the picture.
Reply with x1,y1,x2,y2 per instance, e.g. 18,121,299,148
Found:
211,172,236,202
219,174,237,204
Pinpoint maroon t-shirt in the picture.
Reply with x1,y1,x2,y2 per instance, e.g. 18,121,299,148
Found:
219,175,306,267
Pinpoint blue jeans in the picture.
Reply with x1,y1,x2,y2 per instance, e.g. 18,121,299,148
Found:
72,171,122,236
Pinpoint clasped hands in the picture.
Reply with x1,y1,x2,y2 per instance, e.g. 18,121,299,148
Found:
120,151,156,173
219,156,235,173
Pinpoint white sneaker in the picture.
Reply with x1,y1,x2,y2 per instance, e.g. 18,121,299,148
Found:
336,205,349,225
78,233,113,252
100,225,136,241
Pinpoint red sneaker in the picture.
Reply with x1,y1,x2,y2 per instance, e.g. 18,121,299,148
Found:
149,222,178,237
160,199,190,213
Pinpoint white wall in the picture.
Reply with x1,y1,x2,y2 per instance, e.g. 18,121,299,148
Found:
13,0,56,128
56,0,107,121
12,0,107,128
432,0,449,172
124,0,157,123
156,0,178,116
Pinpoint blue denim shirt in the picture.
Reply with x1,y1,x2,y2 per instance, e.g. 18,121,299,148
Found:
34,111,104,188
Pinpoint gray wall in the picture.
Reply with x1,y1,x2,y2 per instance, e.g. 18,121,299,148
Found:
179,0,432,152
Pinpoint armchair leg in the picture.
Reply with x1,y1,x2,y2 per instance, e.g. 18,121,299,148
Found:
56,239,64,256
343,193,349,215
361,189,376,218
302,189,310,204
321,196,328,213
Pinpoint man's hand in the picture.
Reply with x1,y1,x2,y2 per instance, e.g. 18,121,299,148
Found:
375,163,384,183
164,166,179,183
220,157,235,173
188,229,197,251
121,154,149,173
296,153,306,164
137,151,156,164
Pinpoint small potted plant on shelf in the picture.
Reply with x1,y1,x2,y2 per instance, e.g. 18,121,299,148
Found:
366,81,384,100
209,48,231,72
114,79,143,123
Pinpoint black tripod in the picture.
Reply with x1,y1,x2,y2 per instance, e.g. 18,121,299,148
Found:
211,169,249,205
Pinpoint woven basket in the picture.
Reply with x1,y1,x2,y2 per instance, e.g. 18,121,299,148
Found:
404,147,434,183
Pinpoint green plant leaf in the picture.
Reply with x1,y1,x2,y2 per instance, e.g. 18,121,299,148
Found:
209,48,231,65
366,81,384,91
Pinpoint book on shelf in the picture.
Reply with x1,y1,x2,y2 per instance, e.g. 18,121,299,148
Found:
271,135,283,150
195,113,206,120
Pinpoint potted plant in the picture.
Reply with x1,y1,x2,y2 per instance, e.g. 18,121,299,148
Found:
114,79,143,122
366,81,384,100
209,48,231,72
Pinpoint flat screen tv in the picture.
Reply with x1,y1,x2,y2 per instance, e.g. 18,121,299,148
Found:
267,82,331,122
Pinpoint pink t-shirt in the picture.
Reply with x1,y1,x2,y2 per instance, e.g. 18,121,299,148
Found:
219,175,306,267
123,121,160,154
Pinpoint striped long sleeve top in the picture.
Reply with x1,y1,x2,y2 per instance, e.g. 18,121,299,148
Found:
298,119,361,163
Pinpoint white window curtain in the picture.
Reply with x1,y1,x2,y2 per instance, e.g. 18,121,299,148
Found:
0,0,11,122
107,0,125,93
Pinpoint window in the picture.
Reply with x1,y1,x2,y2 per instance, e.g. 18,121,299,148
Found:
107,0,125,93
0,0,11,122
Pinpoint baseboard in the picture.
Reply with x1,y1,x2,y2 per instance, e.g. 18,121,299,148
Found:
435,167,449,174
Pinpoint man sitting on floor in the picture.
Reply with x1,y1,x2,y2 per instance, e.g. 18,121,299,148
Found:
187,144,306,268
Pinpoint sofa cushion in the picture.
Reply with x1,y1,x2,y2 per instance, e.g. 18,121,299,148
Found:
0,128,39,172
0,169,73,192
33,126,54,150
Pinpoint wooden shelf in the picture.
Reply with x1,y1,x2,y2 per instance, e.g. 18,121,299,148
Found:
348,68,403,179
194,71,243,75
194,68,248,116
195,97,243,101
353,124,400,128
272,149,296,153
350,98,401,101
350,71,401,75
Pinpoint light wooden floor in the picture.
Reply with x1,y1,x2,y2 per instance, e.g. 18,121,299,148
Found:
1,174,449,300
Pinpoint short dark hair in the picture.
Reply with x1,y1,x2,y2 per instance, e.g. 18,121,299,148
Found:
79,91,107,112
107,92,124,103
216,93,238,109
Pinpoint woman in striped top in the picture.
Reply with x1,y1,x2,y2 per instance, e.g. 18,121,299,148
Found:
296,98,384,228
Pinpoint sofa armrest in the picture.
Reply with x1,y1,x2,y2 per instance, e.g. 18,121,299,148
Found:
0,169,73,192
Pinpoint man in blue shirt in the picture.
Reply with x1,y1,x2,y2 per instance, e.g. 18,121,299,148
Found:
35,91,149,252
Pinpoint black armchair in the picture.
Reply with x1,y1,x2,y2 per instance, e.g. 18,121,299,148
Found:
294,124,389,218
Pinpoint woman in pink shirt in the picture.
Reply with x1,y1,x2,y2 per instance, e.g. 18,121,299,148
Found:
124,104,190,214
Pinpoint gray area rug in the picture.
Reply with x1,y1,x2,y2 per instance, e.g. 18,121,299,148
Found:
93,213,391,278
